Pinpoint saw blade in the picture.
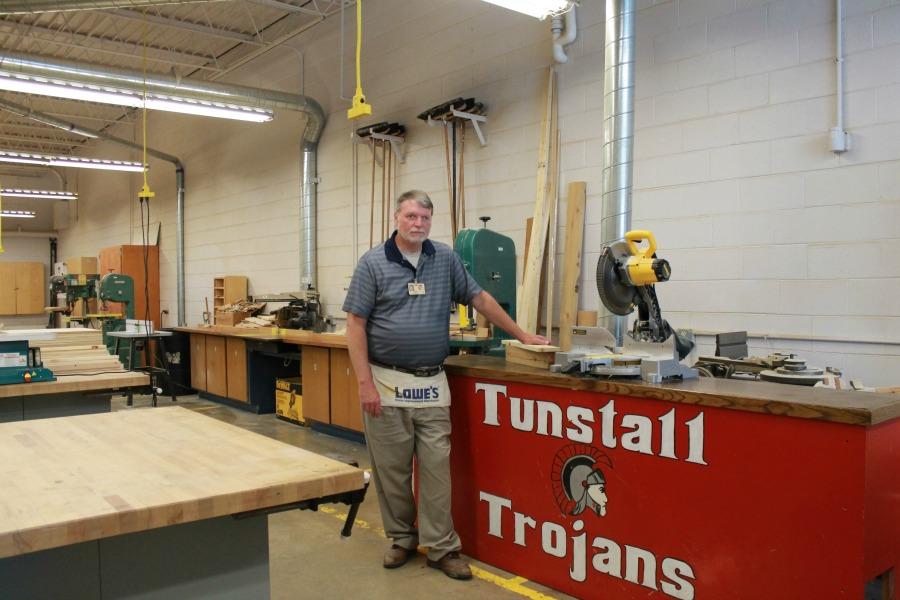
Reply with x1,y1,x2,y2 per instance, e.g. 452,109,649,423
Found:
596,247,635,316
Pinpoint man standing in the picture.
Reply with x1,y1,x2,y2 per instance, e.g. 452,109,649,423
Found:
343,190,549,580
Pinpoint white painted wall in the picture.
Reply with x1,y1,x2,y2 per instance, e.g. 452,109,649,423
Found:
56,0,900,385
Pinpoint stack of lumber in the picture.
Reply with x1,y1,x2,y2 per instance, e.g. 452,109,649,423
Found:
40,344,125,375
219,301,265,314
235,314,277,328
5,328,103,348
503,340,560,369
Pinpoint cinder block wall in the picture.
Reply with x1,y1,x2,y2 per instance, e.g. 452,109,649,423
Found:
629,0,900,384
59,0,900,385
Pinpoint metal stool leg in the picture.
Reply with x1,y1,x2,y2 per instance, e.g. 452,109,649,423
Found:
158,338,177,403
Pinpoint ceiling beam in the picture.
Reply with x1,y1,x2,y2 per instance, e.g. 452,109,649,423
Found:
0,1,231,15
0,21,223,71
108,9,266,46
246,0,325,17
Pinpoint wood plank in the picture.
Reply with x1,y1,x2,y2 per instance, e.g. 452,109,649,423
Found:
301,346,330,423
0,407,365,558
15,262,45,315
444,355,900,427
205,336,227,397
0,372,148,399
504,342,559,369
225,337,248,403
518,68,558,334
190,334,207,392
329,349,363,432
0,262,18,315
558,182,587,351
223,276,248,306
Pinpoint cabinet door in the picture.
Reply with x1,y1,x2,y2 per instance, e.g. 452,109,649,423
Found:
223,276,248,305
189,334,207,391
330,349,363,432
301,346,330,423
226,338,248,403
0,263,16,315
205,336,228,397
15,262,44,315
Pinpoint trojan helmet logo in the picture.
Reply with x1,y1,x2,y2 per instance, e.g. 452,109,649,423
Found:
550,444,613,517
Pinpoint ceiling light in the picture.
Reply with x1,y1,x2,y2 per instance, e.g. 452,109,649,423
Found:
480,0,571,19
1,209,35,218
1,188,77,200
0,72,274,123
0,150,145,172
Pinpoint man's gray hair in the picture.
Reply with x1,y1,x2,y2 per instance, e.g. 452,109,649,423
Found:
396,190,433,213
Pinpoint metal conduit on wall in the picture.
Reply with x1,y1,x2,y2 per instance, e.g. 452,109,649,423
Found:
600,0,635,345
0,52,326,321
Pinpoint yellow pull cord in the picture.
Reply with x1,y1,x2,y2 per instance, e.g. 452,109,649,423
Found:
347,0,372,120
139,10,154,201
354,0,363,96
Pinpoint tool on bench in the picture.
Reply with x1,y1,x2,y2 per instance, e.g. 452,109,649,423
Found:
552,230,698,383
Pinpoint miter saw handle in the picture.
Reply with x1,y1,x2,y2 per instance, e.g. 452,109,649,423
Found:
625,230,657,259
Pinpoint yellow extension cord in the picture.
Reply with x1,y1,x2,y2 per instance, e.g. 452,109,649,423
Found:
347,0,372,120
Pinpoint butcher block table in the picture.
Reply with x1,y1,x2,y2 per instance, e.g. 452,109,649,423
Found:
0,406,366,599
0,371,149,422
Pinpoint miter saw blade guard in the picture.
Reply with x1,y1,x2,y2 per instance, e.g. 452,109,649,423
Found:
596,237,693,360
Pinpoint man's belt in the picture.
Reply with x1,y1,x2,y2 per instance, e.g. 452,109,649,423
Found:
370,360,443,378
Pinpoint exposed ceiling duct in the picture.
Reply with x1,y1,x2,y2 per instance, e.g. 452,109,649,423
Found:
0,49,326,300
0,0,231,15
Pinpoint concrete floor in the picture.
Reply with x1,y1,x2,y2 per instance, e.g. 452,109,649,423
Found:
116,393,573,600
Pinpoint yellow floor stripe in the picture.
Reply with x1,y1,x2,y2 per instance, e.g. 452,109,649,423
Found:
317,506,556,599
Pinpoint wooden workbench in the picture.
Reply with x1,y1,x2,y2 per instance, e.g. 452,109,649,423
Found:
0,407,365,598
444,355,900,600
0,371,149,422
172,326,363,434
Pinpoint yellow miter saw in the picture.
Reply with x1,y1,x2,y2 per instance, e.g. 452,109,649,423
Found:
552,230,698,383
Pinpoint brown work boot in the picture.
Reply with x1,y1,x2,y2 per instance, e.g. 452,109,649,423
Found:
383,544,414,569
426,551,472,580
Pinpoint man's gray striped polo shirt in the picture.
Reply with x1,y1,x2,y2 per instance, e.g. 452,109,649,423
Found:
342,231,483,369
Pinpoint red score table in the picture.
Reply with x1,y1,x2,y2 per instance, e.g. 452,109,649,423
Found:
445,355,900,600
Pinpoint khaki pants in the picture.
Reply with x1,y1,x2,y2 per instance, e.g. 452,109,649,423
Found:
363,406,460,560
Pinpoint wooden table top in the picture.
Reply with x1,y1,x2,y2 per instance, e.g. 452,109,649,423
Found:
444,355,900,427
0,371,149,399
172,325,348,349
0,407,365,558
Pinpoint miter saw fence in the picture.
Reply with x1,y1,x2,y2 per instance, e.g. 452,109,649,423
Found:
553,231,697,383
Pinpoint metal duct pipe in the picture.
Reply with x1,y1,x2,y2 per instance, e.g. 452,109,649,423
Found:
600,0,635,345
0,52,326,144
0,0,230,15
0,51,327,321
0,96,188,324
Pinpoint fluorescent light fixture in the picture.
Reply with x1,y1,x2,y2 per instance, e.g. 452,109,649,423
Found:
0,72,274,123
480,0,570,18
1,209,35,218
1,188,77,200
0,150,145,172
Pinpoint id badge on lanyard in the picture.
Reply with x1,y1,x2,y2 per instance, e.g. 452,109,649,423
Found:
408,282,426,295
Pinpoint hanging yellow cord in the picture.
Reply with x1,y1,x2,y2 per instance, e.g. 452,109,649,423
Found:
139,10,154,201
346,0,372,120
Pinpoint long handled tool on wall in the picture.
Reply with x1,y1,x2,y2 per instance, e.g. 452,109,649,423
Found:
355,122,406,247
418,97,487,241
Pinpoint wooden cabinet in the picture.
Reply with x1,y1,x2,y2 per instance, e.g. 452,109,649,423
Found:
0,262,44,315
301,346,330,424
330,349,363,432
190,334,207,391
226,338,248,403
205,336,228,398
214,276,248,309
99,245,160,327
